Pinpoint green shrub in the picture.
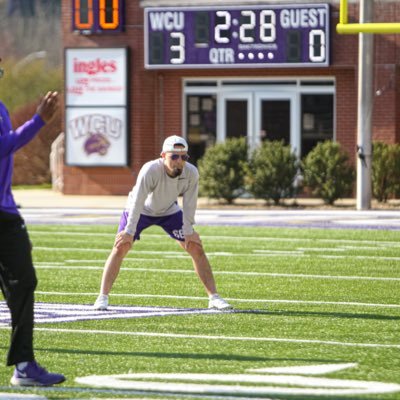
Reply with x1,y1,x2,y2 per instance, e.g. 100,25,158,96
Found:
372,142,400,202
246,140,300,205
198,137,248,204
303,140,355,205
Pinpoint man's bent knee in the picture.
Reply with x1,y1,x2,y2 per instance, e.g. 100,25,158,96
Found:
185,241,205,258
112,242,131,258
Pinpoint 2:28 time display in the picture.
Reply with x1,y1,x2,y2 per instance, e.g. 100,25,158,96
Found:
214,10,277,43
145,4,330,68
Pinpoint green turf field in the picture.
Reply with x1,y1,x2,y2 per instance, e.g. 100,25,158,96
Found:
0,224,399,399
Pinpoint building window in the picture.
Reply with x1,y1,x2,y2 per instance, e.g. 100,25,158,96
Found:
261,99,290,145
226,100,247,139
186,94,216,165
301,94,334,157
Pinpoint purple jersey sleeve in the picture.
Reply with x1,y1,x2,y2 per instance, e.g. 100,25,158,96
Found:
0,102,45,159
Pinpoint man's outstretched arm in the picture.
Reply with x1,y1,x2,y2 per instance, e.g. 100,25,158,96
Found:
0,91,59,159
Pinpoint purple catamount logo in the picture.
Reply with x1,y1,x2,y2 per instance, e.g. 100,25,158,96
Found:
84,133,111,155
68,113,123,158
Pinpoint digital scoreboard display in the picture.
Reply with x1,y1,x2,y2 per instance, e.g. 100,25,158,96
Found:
144,4,330,69
72,0,124,34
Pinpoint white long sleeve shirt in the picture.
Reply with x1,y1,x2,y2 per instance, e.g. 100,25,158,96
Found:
124,158,199,237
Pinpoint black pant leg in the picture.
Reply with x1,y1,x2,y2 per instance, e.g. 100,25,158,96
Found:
0,212,37,366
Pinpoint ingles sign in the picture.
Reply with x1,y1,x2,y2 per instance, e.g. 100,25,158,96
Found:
65,47,128,166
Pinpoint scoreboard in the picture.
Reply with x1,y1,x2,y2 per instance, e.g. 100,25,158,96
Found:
144,4,330,69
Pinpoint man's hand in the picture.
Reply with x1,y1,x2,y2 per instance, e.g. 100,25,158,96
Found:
36,91,59,123
114,231,134,249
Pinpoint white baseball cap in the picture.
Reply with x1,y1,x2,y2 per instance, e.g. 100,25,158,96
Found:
162,135,188,153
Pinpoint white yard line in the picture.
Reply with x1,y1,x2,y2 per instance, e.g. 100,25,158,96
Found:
0,386,277,400
35,291,400,308
0,326,398,349
28,230,400,247
33,246,400,262
33,264,400,281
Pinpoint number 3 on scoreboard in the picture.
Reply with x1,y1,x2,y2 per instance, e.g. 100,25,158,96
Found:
170,32,185,64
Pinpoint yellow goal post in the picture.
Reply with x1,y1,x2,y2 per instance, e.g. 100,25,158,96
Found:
337,0,400,34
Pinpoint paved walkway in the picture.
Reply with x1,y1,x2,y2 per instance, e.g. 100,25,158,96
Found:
11,189,400,230
13,189,357,209
13,189,127,209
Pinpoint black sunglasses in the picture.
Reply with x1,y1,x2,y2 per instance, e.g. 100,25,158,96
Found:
170,154,189,161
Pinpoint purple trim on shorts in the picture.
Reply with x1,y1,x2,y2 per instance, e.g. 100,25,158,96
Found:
118,210,185,241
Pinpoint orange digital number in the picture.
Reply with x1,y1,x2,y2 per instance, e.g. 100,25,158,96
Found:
74,0,94,30
99,0,119,30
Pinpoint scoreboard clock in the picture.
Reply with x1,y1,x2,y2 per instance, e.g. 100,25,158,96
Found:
73,0,124,34
145,4,330,69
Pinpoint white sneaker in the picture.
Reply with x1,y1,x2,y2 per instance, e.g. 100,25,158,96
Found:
208,294,232,310
93,294,109,310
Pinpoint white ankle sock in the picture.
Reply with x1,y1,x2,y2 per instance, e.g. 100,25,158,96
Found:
17,361,28,370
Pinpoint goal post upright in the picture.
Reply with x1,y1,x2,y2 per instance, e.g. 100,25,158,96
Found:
339,0,348,26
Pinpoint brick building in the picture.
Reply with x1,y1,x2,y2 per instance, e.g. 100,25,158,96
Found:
61,0,400,195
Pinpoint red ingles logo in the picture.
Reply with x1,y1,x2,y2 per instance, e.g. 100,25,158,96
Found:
73,58,117,75
68,114,122,156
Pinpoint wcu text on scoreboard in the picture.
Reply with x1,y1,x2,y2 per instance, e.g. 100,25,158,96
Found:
144,4,330,69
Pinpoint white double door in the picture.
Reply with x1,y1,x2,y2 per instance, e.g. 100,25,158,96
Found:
217,91,300,157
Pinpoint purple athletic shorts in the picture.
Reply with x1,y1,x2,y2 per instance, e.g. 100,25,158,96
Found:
118,210,185,241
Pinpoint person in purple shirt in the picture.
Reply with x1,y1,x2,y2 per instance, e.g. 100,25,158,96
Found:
0,58,65,386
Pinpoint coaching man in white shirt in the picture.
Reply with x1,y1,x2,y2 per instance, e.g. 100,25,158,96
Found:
94,135,232,310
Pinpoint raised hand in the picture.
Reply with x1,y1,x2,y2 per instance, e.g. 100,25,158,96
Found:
36,91,59,123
